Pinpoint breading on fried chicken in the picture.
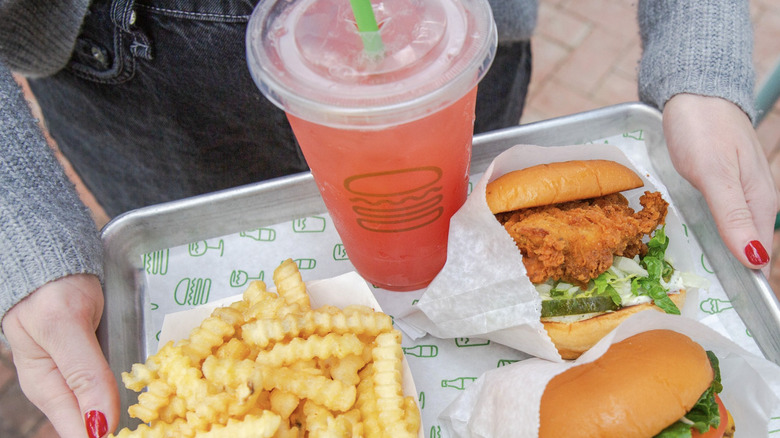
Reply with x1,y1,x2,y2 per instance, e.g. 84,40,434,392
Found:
495,191,668,286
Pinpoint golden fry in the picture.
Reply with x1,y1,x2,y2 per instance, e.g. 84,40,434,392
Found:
269,389,300,421
256,332,365,368
273,258,311,312
214,337,252,361
122,361,158,392
260,365,356,413
109,422,167,438
273,420,301,438
356,364,382,438
241,280,271,306
241,305,393,348
193,411,281,438
302,400,353,438
181,307,243,363
201,356,262,393
244,289,301,321
372,331,417,438
128,380,172,423
403,395,422,435
327,353,368,386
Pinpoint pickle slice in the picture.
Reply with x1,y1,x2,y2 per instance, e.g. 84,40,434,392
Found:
541,295,620,317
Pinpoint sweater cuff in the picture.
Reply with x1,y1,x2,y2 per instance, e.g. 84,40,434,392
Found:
0,66,103,338
0,0,91,76
637,0,756,123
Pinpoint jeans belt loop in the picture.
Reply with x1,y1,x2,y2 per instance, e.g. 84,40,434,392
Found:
110,0,153,60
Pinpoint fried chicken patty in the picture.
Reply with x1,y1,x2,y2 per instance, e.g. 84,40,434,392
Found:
495,191,668,286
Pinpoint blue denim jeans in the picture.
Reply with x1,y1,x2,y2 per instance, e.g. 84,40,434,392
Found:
29,0,531,217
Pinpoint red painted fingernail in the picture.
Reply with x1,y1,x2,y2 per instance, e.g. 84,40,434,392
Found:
85,410,108,438
745,240,770,266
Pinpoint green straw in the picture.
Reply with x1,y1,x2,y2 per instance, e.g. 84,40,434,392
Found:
349,0,384,57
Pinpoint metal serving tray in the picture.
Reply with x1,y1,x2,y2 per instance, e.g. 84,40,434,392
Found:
99,102,780,428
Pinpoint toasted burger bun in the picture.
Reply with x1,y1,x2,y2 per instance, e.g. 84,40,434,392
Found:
485,159,644,214
543,291,687,360
539,329,714,438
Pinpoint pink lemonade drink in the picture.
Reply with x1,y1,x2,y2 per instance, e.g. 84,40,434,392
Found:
247,0,496,290
287,87,477,290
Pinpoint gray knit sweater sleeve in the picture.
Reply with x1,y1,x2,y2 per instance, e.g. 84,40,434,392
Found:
637,0,755,121
0,63,103,331
0,0,91,77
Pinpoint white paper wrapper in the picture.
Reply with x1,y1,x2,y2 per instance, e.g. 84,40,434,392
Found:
158,271,423,438
399,144,700,361
440,311,780,438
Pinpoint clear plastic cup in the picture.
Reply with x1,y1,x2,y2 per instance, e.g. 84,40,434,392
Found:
247,0,497,291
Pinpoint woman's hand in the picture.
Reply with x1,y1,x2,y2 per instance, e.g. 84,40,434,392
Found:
663,93,779,278
2,274,119,438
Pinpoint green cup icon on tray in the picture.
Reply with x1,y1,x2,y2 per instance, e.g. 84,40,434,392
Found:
240,228,277,242
333,244,349,261
455,338,490,347
230,270,265,288
294,258,317,270
188,239,224,257
293,216,327,233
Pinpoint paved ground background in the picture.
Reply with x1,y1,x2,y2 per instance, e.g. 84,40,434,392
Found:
2,0,780,436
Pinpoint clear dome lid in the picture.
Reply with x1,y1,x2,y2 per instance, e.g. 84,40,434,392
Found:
247,0,497,129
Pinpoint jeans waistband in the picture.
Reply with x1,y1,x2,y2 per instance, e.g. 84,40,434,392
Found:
135,0,259,22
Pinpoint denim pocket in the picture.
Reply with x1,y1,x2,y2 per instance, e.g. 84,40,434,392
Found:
66,0,148,84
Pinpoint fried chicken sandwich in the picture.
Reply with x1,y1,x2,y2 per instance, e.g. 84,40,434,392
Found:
486,159,702,359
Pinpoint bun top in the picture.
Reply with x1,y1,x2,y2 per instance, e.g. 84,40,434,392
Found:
485,160,644,214
538,329,714,438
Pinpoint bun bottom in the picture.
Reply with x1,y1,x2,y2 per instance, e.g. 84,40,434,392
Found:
542,291,687,360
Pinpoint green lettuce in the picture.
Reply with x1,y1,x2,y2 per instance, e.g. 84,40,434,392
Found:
654,351,722,438
536,226,701,316
635,226,680,315
574,226,680,313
